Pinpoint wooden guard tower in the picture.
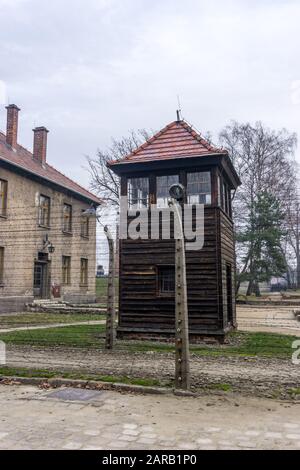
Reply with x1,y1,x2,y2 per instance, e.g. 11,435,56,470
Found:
108,118,241,341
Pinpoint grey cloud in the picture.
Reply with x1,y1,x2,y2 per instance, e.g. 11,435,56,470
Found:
0,0,299,189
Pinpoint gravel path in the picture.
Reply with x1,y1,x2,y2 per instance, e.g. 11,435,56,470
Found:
5,345,300,399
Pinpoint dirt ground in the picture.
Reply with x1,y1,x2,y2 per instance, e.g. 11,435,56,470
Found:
5,344,300,399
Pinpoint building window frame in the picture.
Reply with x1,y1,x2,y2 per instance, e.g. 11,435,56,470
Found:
0,179,8,218
62,256,71,285
0,247,4,285
38,194,51,228
62,203,72,234
80,258,88,287
80,211,89,238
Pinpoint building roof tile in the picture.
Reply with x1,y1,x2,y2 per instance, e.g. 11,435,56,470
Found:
0,131,101,205
108,119,227,166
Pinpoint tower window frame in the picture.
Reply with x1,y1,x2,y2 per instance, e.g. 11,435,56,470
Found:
187,171,211,205
127,177,149,209
157,265,175,296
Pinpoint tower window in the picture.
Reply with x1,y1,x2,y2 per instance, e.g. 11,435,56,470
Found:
158,266,175,295
187,171,211,205
128,177,149,208
157,175,179,208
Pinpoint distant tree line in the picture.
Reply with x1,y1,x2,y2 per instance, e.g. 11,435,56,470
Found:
220,121,298,296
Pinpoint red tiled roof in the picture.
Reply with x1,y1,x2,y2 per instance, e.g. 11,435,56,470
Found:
108,120,227,166
0,131,101,205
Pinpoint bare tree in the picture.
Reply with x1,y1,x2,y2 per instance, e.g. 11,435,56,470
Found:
219,121,298,295
87,129,151,212
283,192,300,288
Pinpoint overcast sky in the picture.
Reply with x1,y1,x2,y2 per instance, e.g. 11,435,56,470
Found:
1,0,299,269
0,0,300,187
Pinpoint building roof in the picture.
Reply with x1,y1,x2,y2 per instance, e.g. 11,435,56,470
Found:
0,131,101,205
108,119,227,167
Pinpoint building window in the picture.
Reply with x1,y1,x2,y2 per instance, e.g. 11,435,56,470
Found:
187,171,211,205
158,266,175,295
128,177,149,208
62,256,71,285
38,195,50,227
0,179,8,217
157,175,179,208
81,211,89,238
80,258,88,286
0,247,4,284
63,203,72,233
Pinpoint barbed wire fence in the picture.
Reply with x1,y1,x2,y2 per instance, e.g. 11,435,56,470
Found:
0,202,299,391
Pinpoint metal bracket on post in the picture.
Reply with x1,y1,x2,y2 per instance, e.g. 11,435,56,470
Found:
104,225,116,350
168,198,190,390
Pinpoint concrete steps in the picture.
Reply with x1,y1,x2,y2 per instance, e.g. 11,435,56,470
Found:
25,299,106,315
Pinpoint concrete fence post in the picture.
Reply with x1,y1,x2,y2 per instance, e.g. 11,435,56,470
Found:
104,225,116,350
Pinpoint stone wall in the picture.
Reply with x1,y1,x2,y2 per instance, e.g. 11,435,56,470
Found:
0,296,34,314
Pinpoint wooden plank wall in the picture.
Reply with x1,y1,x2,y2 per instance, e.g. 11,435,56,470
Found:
219,210,236,328
119,207,222,333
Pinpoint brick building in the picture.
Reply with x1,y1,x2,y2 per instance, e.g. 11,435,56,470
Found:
0,104,101,313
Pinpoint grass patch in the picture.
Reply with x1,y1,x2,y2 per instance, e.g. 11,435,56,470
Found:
0,313,106,329
190,331,298,359
208,383,233,392
96,277,118,302
0,366,167,388
0,326,296,359
0,324,106,348
287,388,300,396
96,277,108,299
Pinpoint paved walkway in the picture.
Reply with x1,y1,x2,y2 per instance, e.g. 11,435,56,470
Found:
0,320,105,334
0,384,299,450
237,306,300,336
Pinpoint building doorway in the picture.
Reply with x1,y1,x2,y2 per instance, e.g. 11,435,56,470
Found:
226,263,233,325
33,253,50,298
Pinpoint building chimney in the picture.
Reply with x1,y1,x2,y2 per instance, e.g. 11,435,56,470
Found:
6,104,20,148
33,126,49,164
